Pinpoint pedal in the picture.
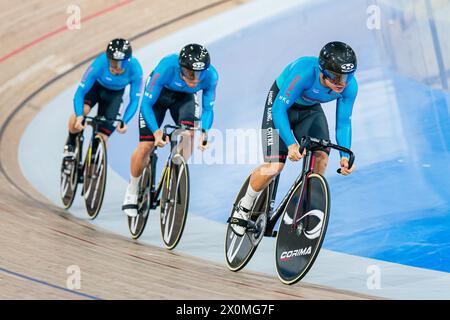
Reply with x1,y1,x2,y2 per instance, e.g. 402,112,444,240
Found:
62,157,74,171
61,161,72,175
227,217,248,228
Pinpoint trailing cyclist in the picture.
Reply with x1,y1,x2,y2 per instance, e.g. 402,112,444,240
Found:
230,41,359,236
122,43,219,218
63,38,143,157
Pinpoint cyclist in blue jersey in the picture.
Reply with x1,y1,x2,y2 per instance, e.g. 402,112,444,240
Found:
230,41,358,236
64,38,143,156
122,44,218,217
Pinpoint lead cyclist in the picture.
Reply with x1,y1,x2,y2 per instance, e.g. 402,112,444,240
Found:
230,41,359,236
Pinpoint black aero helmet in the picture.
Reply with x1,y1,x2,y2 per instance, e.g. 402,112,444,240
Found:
179,44,210,71
106,38,132,61
319,41,357,74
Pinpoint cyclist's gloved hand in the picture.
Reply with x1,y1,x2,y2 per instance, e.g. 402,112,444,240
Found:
339,157,355,175
116,123,127,134
198,131,208,151
288,143,305,162
154,129,168,147
75,116,87,131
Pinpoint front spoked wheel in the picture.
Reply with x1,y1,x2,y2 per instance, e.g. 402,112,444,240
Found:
224,175,270,272
275,173,330,285
160,154,189,250
83,135,108,220
128,164,152,239
60,137,81,209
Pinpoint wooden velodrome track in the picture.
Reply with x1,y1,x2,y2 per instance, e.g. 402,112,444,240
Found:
0,0,376,299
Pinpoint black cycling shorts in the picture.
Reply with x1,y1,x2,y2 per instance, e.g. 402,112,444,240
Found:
139,88,199,142
84,81,124,136
261,81,330,163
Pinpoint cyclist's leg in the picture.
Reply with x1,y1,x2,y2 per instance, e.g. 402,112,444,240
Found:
310,110,330,175
244,81,290,206
292,104,330,175
168,92,197,160
230,82,287,235
123,95,167,216
95,85,125,143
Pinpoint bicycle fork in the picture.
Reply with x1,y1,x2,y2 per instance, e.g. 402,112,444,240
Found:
292,151,315,231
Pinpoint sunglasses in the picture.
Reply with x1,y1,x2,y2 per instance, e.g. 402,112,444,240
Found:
322,69,354,84
181,67,205,81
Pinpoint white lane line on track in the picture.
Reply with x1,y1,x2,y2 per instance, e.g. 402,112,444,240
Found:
0,56,55,95
0,55,75,95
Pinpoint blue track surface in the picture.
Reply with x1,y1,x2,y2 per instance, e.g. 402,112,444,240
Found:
108,0,450,273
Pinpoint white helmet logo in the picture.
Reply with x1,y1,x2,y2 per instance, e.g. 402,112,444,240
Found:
192,62,205,70
113,51,125,60
341,63,354,71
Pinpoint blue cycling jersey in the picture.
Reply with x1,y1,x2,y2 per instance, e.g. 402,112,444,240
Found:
274,56,358,157
73,53,143,124
140,54,218,133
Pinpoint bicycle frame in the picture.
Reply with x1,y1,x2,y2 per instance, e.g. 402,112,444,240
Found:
262,137,354,237
77,115,123,192
80,115,123,168
263,151,315,237
148,124,205,209
148,151,169,210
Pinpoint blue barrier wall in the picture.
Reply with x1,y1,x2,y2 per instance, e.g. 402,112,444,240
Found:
375,0,450,91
